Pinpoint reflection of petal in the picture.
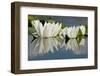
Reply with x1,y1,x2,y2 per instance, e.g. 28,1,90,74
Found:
29,38,40,56
43,38,54,53
28,35,33,43
67,39,79,51
38,38,44,54
52,38,59,51
66,38,87,55
78,38,87,55
79,38,85,46
29,37,60,57
29,34,87,58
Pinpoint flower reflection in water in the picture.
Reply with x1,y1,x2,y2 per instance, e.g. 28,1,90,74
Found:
28,37,59,57
28,35,88,60
65,38,87,55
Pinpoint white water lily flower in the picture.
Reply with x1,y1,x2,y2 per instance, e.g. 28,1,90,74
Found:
80,25,86,35
66,26,79,38
31,20,62,38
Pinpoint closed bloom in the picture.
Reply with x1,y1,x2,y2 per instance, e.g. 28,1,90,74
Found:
31,20,62,38
80,25,86,35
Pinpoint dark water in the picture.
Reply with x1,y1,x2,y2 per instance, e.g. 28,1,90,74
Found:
28,35,88,61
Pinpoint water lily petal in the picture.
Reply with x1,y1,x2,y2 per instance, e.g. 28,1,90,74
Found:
38,21,44,37
80,25,86,35
53,23,62,36
66,26,79,38
31,20,40,36
43,22,51,37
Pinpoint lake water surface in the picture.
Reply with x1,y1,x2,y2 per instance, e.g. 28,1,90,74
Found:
28,35,88,61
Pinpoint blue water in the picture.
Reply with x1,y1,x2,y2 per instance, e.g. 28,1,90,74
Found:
51,16,88,26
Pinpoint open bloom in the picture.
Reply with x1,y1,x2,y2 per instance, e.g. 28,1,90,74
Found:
66,26,79,38
31,20,62,38
80,25,86,35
